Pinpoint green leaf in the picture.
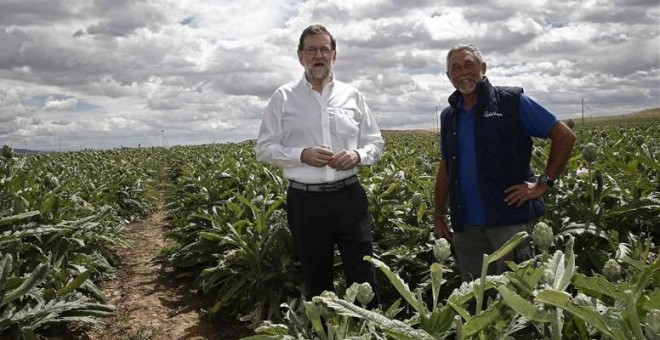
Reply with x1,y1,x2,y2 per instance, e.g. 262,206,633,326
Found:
313,294,436,340
504,263,543,297
40,194,58,215
536,289,625,340
365,256,428,317
461,301,503,337
496,286,552,322
420,306,455,335
253,322,290,336
384,298,403,319
487,231,528,264
80,279,108,304
640,288,660,311
20,327,38,340
572,273,625,300
57,269,92,297
0,263,50,307
554,237,576,291
303,301,328,340
199,231,223,242
209,276,247,315
0,253,12,283
43,288,57,301
447,301,471,321
0,211,41,228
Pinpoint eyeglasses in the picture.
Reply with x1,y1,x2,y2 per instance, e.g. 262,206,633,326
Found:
302,46,333,56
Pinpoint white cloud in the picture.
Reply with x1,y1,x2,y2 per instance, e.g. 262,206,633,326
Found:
0,0,658,150
43,96,78,110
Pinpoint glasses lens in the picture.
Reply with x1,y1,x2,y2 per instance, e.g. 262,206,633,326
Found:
304,47,331,55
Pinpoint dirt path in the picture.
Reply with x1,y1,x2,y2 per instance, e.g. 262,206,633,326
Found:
84,204,247,340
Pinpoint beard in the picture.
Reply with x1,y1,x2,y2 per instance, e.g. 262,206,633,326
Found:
305,64,331,82
456,77,479,95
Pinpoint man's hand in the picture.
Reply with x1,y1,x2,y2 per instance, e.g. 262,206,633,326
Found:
329,150,360,170
504,181,549,207
433,216,452,241
301,147,335,167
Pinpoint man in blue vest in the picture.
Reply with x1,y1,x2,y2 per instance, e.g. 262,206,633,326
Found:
433,44,576,282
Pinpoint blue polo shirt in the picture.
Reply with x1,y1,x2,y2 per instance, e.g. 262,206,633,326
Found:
456,94,558,226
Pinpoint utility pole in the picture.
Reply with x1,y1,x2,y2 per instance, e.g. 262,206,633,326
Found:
161,129,165,148
581,97,585,124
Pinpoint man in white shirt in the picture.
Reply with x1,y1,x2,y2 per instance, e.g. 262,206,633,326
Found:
255,24,384,305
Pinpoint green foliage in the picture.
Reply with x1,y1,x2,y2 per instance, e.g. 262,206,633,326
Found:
3,118,657,338
250,227,657,339
566,118,575,129
244,121,658,338
163,142,299,326
0,146,162,337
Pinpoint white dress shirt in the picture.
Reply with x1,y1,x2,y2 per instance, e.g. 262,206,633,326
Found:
256,74,384,184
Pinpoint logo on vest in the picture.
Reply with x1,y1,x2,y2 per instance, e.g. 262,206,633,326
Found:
484,111,504,118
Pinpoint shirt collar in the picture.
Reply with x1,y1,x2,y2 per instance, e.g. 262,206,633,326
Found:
300,72,335,92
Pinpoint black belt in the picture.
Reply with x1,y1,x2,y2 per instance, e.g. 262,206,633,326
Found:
289,176,359,193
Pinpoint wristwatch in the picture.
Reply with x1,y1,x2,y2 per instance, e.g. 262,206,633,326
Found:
538,174,555,188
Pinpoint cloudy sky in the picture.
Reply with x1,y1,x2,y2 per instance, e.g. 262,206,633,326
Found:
1,0,658,151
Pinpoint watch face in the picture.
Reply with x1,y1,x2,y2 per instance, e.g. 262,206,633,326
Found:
539,174,554,187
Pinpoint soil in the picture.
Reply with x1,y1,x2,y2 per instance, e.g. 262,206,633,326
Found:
78,203,251,340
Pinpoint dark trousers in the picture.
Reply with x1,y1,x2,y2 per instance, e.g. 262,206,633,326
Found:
286,182,379,302
453,223,534,282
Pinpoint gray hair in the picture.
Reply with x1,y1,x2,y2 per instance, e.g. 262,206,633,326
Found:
446,44,485,69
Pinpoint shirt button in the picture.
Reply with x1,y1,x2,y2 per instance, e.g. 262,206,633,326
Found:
452,156,456,160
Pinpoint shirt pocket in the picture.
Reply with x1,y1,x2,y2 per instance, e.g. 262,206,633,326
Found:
329,107,359,136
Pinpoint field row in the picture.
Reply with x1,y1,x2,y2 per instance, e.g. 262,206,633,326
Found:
1,120,658,338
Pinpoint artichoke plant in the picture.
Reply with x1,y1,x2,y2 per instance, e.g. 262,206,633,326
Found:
602,258,621,282
433,237,451,262
532,221,554,253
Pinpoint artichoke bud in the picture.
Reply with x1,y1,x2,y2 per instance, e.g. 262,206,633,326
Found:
602,259,621,282
45,174,60,189
582,143,598,163
356,282,375,306
634,135,644,147
532,222,554,252
411,192,423,206
433,238,452,262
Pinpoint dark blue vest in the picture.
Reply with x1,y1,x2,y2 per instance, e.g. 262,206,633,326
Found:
440,77,545,231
